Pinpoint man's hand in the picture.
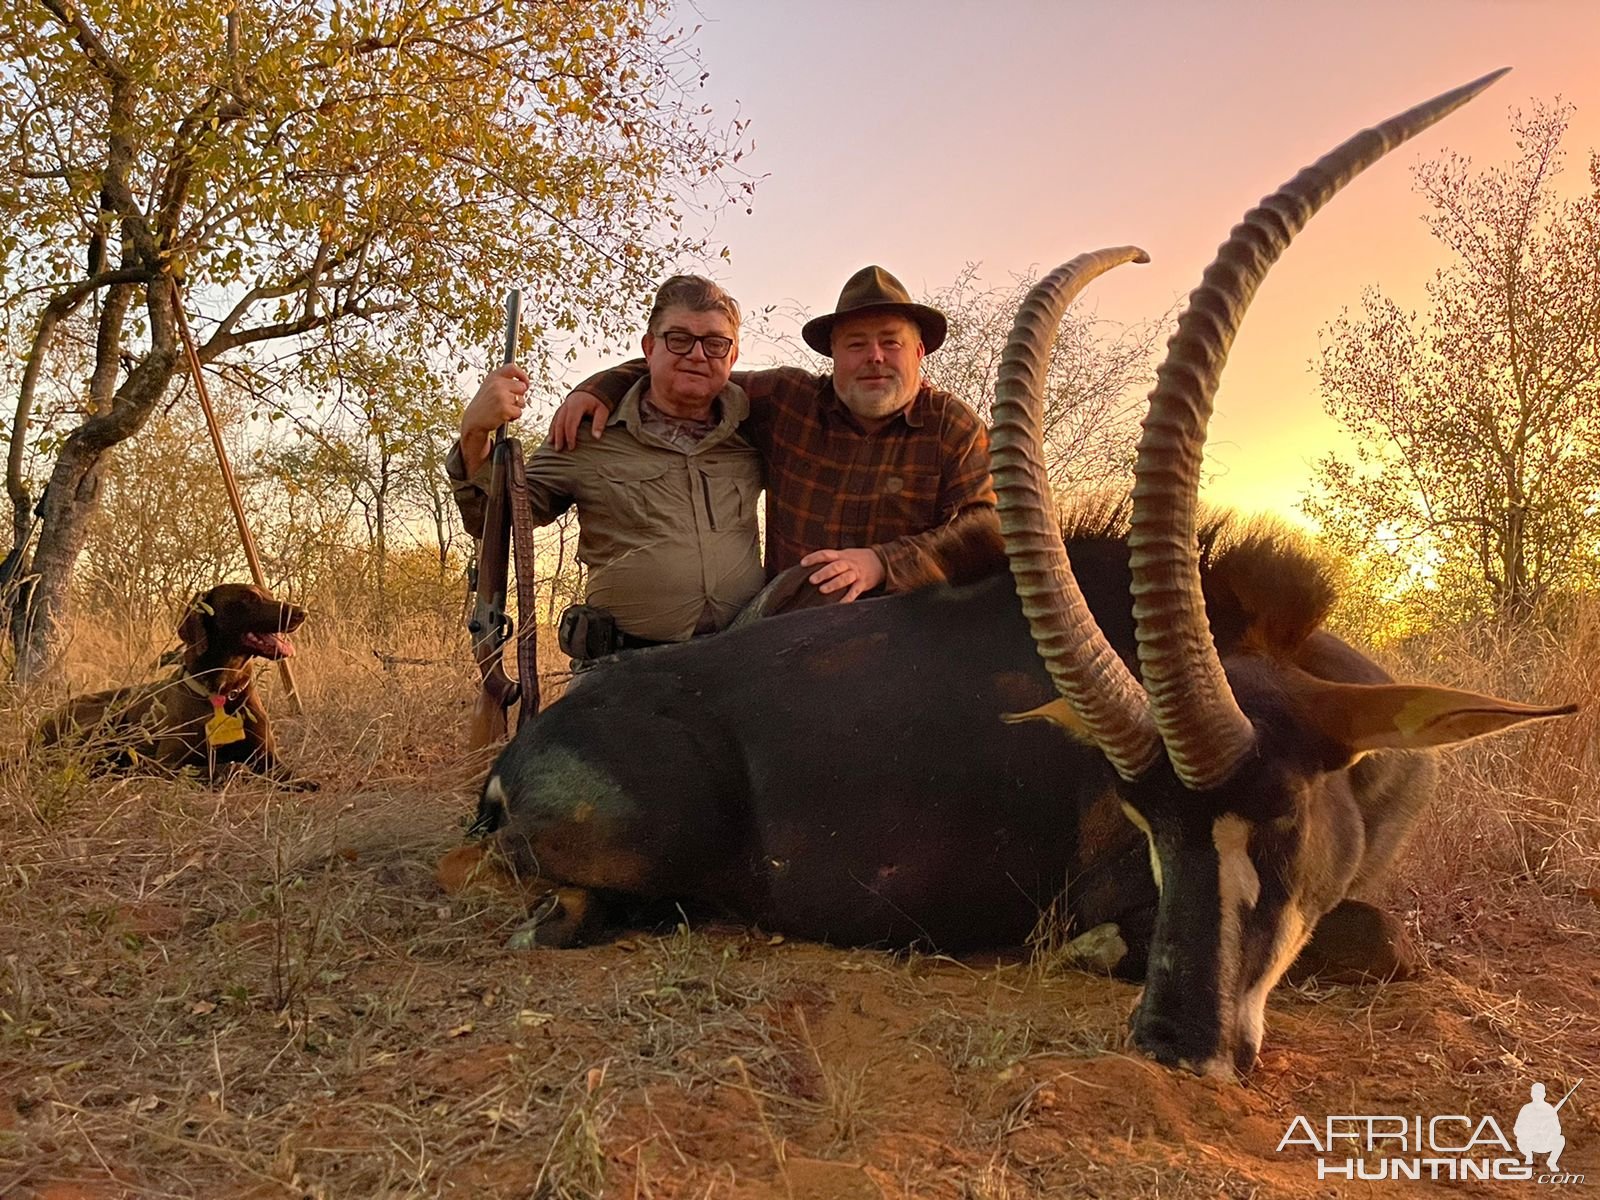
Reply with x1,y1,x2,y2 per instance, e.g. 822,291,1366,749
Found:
460,364,530,474
549,390,610,451
801,547,886,603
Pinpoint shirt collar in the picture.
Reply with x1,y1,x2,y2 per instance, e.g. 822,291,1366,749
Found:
613,376,750,436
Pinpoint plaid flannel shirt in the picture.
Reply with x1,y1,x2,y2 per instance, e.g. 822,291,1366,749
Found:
575,362,996,590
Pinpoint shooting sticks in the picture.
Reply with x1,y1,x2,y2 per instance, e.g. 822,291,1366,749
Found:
168,276,303,715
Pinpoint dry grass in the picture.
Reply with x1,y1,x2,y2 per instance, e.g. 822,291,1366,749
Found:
0,602,1595,1198
1375,600,1600,948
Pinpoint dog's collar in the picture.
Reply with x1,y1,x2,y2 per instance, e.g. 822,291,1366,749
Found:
177,670,247,704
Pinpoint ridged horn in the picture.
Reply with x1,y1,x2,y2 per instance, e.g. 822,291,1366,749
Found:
993,247,1160,781
1129,68,1509,791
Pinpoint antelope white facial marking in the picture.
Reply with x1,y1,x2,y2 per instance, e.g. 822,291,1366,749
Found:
1208,814,1260,1074
1212,816,1314,1071
1120,802,1162,893
1237,906,1309,1068
1212,815,1260,911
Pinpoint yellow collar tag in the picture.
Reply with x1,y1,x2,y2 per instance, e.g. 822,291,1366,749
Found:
206,697,247,747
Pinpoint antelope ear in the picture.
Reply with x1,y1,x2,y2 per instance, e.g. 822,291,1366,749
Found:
1288,674,1577,756
1002,698,1096,746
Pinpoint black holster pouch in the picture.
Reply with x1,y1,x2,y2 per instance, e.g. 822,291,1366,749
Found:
558,604,621,661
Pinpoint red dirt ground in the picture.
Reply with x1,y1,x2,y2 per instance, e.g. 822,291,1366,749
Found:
2,783,1595,1199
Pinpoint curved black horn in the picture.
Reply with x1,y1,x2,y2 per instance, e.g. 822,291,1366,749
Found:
992,247,1160,781
1129,68,1509,791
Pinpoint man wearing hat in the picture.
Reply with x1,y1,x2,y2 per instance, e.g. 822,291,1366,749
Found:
551,265,996,602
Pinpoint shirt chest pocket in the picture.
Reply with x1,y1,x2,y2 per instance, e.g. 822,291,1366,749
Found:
878,464,941,519
595,460,679,532
694,458,759,530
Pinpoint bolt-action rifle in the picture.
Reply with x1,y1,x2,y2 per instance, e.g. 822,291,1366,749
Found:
467,289,539,749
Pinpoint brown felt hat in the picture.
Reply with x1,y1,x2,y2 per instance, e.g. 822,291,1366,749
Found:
801,266,947,357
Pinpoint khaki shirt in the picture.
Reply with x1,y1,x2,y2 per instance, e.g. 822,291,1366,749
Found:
447,378,765,643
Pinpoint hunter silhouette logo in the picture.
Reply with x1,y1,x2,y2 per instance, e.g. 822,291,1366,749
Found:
1276,1078,1585,1185
1516,1081,1579,1173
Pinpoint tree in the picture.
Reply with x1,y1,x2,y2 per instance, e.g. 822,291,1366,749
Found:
0,0,750,675
283,343,459,631
1306,101,1600,626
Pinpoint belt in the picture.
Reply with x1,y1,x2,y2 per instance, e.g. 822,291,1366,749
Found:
614,629,673,651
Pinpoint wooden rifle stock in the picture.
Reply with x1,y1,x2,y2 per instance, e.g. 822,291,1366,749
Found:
467,289,525,750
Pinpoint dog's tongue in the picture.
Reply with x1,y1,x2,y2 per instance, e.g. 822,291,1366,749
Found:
243,631,294,660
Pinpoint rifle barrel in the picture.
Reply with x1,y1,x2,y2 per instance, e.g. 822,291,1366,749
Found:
503,288,522,367
491,286,522,452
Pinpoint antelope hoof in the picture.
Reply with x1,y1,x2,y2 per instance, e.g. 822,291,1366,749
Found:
1064,922,1128,972
505,887,598,950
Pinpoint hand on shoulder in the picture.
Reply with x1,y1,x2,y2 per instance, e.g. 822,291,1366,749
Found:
550,390,610,451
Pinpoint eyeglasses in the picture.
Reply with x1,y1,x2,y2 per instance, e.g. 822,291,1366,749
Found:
658,330,734,359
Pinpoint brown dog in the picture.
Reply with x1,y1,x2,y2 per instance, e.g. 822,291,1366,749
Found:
36,583,316,790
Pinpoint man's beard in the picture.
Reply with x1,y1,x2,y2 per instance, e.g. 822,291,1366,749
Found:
837,371,912,419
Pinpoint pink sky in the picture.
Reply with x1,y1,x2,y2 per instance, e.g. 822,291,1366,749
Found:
659,0,1600,525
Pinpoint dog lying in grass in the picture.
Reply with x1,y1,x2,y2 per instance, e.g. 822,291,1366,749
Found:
36,583,316,790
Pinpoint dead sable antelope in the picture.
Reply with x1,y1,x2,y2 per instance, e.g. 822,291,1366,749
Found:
465,69,1574,1077
36,583,315,790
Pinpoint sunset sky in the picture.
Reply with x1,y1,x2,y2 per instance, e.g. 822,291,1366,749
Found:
641,0,1600,526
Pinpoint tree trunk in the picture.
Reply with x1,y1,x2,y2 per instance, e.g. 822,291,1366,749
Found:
1502,500,1534,623
427,470,450,576
374,451,390,637
12,442,107,677
548,517,569,625
10,281,177,679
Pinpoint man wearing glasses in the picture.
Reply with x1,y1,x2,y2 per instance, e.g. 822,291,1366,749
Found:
447,275,763,657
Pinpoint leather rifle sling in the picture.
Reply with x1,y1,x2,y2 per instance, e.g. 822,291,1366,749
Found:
505,439,542,724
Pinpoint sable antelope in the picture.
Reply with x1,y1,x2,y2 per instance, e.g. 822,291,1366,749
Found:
467,68,1573,1076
